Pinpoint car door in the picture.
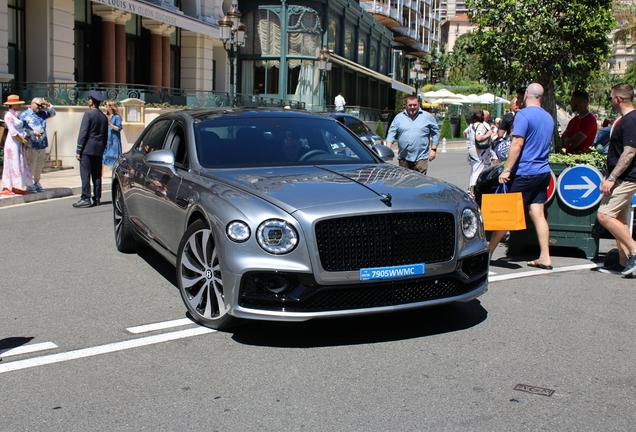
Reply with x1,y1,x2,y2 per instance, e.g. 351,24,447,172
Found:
125,119,173,239
142,121,189,254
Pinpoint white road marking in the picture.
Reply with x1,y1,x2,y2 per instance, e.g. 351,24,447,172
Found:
489,263,597,282
0,342,58,358
0,327,215,374
0,262,602,375
127,318,194,334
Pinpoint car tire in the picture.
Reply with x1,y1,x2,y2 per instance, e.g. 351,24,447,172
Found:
114,184,141,253
176,220,236,330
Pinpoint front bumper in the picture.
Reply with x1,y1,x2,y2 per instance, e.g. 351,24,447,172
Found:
229,251,489,322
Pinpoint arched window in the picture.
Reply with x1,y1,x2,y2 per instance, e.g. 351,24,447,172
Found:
344,27,354,60
242,7,321,100
358,37,366,66
328,18,338,53
370,45,377,70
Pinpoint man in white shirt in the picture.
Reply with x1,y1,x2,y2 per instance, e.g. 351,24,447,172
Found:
334,92,346,111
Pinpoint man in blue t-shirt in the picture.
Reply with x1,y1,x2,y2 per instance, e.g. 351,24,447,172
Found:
489,83,555,270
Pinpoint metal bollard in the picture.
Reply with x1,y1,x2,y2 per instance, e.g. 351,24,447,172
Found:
442,137,447,153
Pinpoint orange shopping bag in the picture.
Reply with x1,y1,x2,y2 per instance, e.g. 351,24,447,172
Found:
481,184,526,231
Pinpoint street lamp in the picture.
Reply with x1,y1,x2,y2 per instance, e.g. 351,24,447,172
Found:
409,58,426,97
317,47,332,110
218,2,246,107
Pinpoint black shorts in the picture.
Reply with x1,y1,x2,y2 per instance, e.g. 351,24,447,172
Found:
509,172,551,205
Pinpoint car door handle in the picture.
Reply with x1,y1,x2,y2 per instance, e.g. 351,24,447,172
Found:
176,196,189,209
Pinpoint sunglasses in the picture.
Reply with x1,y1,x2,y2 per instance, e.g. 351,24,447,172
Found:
608,95,621,102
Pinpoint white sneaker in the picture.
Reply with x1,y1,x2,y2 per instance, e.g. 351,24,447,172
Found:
35,182,45,192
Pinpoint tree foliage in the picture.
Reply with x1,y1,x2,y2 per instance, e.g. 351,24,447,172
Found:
467,0,615,116
625,61,636,87
448,32,482,84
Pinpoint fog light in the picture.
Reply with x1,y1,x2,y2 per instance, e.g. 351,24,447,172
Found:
265,276,289,294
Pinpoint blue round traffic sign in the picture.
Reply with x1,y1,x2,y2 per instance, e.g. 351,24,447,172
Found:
556,165,604,210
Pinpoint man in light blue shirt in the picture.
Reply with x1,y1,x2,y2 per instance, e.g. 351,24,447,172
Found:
385,95,440,174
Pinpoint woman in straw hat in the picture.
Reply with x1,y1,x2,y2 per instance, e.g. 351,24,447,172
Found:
2,94,34,195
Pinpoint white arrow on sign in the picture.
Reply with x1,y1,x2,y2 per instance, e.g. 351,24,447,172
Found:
564,176,597,198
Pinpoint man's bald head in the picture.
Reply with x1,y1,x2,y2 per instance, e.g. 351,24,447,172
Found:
524,83,544,107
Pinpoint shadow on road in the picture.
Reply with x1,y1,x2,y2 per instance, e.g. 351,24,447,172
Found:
0,337,35,361
138,249,178,288
231,300,487,348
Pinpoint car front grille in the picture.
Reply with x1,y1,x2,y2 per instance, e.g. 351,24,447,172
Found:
315,212,455,271
239,274,486,312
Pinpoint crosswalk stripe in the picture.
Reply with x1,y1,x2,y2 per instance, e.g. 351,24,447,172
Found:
0,342,58,358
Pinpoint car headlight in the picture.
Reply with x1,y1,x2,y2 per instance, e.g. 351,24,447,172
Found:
257,219,298,254
461,208,478,239
226,221,251,242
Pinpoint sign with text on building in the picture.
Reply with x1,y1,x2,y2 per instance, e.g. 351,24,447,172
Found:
556,165,604,210
90,0,218,37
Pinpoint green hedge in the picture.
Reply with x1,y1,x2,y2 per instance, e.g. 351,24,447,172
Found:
440,115,453,139
375,120,385,139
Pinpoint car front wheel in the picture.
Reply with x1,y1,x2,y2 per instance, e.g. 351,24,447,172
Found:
114,184,141,253
176,220,236,330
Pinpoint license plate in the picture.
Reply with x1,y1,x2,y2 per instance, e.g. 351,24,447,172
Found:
360,263,425,281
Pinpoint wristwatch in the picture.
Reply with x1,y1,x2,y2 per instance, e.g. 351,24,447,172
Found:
503,167,511,173
608,174,616,182
431,147,437,151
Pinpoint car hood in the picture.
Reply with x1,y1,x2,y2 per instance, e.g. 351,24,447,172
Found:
202,164,469,214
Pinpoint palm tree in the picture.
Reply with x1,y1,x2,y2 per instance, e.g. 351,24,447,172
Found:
614,2,636,47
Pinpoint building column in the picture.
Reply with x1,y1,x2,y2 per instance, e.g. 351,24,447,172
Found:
181,30,215,91
162,27,175,88
142,20,173,88
115,13,131,84
93,6,127,84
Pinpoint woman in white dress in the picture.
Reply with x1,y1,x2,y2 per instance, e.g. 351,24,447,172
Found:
2,95,34,196
465,109,496,197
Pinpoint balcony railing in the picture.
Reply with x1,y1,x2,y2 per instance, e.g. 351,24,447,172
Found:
325,105,389,122
0,82,324,112
360,1,400,22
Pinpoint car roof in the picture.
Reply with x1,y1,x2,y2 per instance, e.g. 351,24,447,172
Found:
324,113,356,120
158,107,330,123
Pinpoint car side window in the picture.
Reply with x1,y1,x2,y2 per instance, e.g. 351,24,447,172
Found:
166,123,188,168
348,119,370,135
137,119,172,154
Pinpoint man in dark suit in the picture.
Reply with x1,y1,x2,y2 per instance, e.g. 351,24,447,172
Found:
73,90,108,208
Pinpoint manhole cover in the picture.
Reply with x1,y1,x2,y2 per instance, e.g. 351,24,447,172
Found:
513,384,555,397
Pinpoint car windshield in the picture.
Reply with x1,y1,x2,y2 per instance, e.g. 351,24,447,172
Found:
195,117,381,168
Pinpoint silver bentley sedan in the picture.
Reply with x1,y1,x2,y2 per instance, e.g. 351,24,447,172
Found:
112,109,488,330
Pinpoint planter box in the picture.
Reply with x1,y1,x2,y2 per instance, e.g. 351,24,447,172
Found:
508,162,601,259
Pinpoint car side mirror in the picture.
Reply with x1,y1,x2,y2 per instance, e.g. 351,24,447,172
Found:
144,149,176,177
371,144,394,162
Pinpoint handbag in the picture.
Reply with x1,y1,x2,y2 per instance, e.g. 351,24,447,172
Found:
473,124,491,150
481,184,526,231
494,135,511,161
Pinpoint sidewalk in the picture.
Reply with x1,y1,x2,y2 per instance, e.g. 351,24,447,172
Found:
0,167,112,208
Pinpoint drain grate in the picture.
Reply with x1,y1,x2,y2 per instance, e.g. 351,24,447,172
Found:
513,384,555,397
